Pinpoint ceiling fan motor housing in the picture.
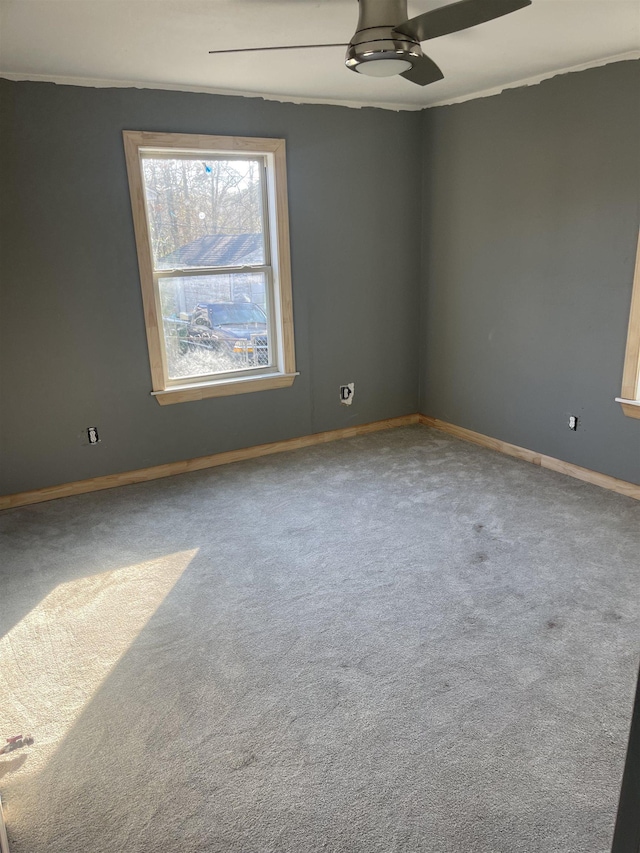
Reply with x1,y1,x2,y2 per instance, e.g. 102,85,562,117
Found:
346,0,422,75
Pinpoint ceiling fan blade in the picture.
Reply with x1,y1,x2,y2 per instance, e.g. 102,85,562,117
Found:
209,44,347,55
400,54,444,86
394,0,531,44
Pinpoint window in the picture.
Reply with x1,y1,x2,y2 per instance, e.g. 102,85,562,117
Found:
617,229,640,419
123,131,296,404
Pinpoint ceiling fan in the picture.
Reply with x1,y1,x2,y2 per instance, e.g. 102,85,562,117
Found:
209,0,532,86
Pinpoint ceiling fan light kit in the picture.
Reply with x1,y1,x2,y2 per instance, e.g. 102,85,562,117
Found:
345,0,422,77
345,42,418,77
209,0,532,87
353,57,414,76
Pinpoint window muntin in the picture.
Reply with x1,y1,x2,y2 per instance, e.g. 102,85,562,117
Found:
123,132,296,404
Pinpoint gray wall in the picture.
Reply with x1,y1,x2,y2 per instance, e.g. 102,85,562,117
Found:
0,81,421,495
420,61,640,485
2,62,639,497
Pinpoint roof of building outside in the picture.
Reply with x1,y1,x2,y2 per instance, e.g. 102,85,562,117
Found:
157,234,263,269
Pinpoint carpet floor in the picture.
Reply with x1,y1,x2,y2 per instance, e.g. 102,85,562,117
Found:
0,425,639,853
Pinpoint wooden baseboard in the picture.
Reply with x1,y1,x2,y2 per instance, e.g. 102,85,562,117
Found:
0,414,420,510
2,412,637,509
419,414,640,501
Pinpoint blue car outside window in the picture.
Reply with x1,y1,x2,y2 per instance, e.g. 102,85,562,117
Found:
208,305,266,325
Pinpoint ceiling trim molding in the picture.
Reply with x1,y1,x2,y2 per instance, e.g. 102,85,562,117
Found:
0,71,419,112
425,49,640,108
1,50,638,113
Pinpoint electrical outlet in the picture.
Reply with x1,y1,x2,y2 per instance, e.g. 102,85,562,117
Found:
340,383,354,406
87,427,100,444
568,416,578,431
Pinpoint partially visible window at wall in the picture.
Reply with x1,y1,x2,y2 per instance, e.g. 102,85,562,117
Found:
617,230,640,419
123,132,296,405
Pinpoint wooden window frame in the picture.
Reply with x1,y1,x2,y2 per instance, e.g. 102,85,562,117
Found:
123,131,297,405
616,229,640,419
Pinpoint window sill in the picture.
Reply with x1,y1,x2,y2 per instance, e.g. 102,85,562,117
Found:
152,372,298,405
616,398,640,419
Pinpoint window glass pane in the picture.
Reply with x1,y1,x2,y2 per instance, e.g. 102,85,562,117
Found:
141,157,265,269
159,273,271,381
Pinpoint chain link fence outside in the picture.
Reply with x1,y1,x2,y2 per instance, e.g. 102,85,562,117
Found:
163,318,270,380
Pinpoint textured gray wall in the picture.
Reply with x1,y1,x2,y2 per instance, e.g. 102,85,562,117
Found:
2,63,639,497
0,81,421,494
420,61,640,485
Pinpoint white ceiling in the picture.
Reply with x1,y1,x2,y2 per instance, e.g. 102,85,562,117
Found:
0,0,638,110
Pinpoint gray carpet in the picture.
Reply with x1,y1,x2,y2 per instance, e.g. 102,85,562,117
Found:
1,425,639,853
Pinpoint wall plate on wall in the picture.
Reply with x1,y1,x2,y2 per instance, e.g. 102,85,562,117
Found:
340,383,355,405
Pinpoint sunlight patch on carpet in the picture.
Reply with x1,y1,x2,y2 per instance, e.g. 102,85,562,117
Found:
0,550,198,801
